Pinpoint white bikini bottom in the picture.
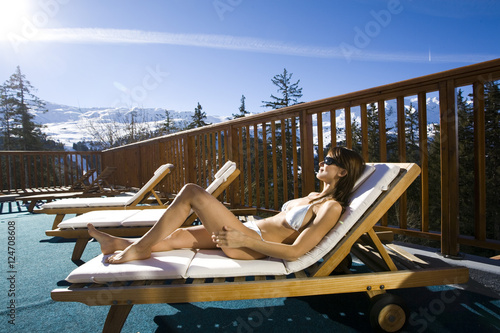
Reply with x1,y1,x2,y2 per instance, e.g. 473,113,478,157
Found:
243,220,263,240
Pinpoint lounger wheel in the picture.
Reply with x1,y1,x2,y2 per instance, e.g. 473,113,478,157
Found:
369,293,408,332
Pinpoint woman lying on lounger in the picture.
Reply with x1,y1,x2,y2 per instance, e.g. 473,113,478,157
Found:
89,146,365,263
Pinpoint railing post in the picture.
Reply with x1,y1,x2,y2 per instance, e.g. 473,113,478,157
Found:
300,111,315,194
360,103,369,161
397,96,407,230
229,125,242,207
418,92,429,233
378,99,387,162
439,80,460,257
184,134,196,184
473,80,486,242
345,106,352,149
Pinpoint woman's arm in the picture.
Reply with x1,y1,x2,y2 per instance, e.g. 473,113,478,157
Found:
212,200,343,261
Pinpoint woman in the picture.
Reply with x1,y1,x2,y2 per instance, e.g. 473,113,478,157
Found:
89,146,365,263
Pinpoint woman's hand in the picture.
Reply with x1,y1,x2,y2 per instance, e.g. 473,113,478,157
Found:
212,226,248,248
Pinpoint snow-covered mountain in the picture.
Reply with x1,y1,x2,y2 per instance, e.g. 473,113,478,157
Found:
33,102,232,149
34,97,440,150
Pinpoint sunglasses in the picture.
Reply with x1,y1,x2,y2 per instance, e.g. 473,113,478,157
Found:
323,156,346,169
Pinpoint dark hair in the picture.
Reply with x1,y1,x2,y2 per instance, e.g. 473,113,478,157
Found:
314,146,365,208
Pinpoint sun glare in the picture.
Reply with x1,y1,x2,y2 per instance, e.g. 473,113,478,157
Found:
0,1,33,39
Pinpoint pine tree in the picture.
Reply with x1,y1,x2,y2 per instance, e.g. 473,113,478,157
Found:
0,84,15,149
427,121,442,232
455,89,475,237
261,69,304,203
233,95,249,118
483,81,500,244
0,66,50,150
349,102,394,161
120,108,155,143
188,102,210,129
366,103,381,161
262,68,303,109
403,101,423,232
159,109,179,134
350,116,363,154
405,102,420,163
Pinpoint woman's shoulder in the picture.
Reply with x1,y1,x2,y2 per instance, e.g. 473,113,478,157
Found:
317,197,342,212
310,199,343,227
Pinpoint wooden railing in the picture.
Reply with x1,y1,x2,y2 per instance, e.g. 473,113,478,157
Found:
0,151,102,193
1,59,499,256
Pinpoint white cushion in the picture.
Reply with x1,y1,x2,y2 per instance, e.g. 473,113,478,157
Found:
22,191,84,200
42,196,132,209
42,163,173,209
65,248,287,283
57,210,142,229
214,160,236,179
186,249,287,278
283,163,401,273
65,249,196,283
42,197,96,209
86,196,136,207
121,209,167,227
352,164,376,193
206,161,236,194
57,209,167,228
127,164,174,205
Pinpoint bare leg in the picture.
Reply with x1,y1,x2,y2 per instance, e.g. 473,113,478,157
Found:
151,226,217,251
101,184,264,264
88,224,217,254
88,224,133,254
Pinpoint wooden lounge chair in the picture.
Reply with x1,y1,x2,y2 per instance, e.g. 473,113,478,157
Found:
18,167,121,212
65,168,98,191
3,167,97,196
35,164,175,229
4,168,97,212
0,194,23,213
50,163,469,332
45,161,241,260
72,166,118,194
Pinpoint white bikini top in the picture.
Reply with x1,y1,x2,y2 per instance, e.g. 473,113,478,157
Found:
281,197,328,231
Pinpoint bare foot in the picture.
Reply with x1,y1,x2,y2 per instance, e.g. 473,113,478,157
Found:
87,224,131,255
106,243,151,264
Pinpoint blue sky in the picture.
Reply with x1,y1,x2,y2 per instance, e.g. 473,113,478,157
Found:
0,0,499,117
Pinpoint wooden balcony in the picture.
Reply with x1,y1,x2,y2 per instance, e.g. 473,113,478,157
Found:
2,58,500,257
